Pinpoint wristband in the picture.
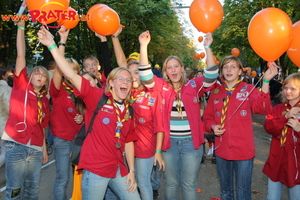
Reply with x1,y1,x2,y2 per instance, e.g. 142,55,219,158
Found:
156,150,162,153
129,170,135,173
111,35,118,38
18,26,25,30
204,45,211,49
48,43,57,51
57,42,66,46
263,79,270,83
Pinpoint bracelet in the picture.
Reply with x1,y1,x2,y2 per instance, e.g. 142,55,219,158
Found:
18,26,25,30
204,45,211,48
111,35,118,38
48,43,57,51
263,79,270,83
57,42,66,46
156,150,162,153
129,170,135,173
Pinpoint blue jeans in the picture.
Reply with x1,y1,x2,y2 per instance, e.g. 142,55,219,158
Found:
5,141,43,200
53,136,73,200
151,164,161,190
81,168,141,200
135,156,154,200
162,137,203,200
216,156,253,200
267,178,300,200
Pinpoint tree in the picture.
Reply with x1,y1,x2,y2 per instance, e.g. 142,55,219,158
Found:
212,0,300,75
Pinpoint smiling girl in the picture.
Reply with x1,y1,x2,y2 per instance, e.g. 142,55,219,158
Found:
203,55,278,200
37,26,140,200
263,73,300,200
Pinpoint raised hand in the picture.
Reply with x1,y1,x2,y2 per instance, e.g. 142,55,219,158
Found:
37,26,55,47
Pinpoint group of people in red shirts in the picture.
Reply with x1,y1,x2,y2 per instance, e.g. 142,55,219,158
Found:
1,19,300,200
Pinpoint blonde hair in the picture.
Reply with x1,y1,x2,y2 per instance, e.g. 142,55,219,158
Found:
66,58,80,74
282,73,300,102
105,67,133,103
162,55,186,86
220,55,243,79
28,66,50,93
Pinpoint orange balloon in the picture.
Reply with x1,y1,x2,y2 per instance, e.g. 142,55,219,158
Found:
248,7,292,62
194,53,200,59
287,21,300,67
189,0,224,33
86,4,108,32
90,6,120,36
199,52,205,59
216,61,220,66
198,36,203,43
251,71,257,78
27,0,70,24
231,48,240,57
57,7,79,29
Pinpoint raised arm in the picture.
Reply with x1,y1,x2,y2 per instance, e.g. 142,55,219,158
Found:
138,31,155,88
37,26,82,91
111,26,127,68
15,20,26,76
52,27,70,90
202,33,219,88
95,33,113,77
261,62,279,94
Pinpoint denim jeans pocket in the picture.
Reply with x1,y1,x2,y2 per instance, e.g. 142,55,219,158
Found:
4,141,15,151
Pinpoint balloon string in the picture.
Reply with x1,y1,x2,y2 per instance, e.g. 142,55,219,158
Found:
227,74,265,122
34,25,51,52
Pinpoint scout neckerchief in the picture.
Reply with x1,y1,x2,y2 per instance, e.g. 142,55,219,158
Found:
130,88,145,104
280,101,300,146
63,81,76,102
110,90,130,148
220,80,241,128
34,89,46,124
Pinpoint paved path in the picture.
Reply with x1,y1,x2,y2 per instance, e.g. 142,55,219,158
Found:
0,114,289,199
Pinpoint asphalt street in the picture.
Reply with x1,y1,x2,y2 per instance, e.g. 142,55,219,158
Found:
0,114,289,200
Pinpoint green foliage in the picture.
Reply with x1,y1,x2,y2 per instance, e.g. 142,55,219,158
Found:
213,0,300,75
0,0,196,70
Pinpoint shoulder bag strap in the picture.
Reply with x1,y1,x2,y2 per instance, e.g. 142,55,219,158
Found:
86,94,108,134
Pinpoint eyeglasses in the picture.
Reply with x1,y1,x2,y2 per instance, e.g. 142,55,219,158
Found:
84,63,98,68
114,76,133,83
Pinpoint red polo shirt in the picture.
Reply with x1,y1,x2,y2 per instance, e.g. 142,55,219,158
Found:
5,68,49,146
49,80,81,141
75,77,137,177
132,88,164,158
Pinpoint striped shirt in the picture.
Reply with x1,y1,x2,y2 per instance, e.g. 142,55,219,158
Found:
170,99,191,138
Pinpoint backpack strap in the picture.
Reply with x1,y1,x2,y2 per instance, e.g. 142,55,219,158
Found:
86,94,108,134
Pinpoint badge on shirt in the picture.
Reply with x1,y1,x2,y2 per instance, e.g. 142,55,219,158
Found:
68,108,73,112
240,85,247,92
107,99,112,104
240,110,247,116
139,118,145,123
281,111,287,116
136,97,144,103
216,112,221,117
214,99,219,104
189,80,196,88
102,117,110,125
193,97,198,103
214,89,219,94
148,97,156,106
